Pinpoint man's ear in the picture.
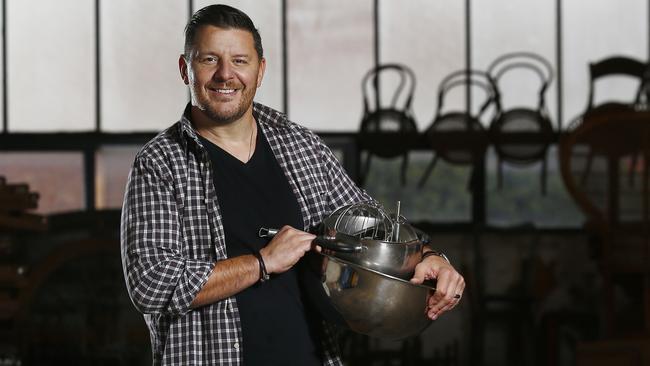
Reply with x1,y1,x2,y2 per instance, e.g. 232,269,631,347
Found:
256,57,266,88
179,55,190,85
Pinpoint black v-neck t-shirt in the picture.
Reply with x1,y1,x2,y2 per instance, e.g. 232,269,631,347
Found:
198,125,322,366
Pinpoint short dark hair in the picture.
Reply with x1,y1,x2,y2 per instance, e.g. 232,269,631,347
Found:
184,4,263,60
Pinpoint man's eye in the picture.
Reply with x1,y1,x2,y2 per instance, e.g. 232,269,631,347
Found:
234,59,248,65
203,56,217,63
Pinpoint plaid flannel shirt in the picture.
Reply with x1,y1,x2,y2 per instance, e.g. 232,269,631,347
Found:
121,102,370,365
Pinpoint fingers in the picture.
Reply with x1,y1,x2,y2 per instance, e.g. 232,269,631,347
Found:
261,226,316,274
431,279,465,315
425,267,465,320
410,261,433,285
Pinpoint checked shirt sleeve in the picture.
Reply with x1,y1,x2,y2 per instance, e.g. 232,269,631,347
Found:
121,153,213,316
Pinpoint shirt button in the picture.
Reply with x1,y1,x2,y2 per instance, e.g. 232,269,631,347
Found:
233,342,240,350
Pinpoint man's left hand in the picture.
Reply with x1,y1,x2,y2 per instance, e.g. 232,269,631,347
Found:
410,253,465,320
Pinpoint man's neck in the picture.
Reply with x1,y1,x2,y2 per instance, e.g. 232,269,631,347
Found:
191,107,258,163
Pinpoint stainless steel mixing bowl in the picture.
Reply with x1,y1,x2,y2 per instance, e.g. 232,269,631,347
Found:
327,237,423,280
317,253,435,340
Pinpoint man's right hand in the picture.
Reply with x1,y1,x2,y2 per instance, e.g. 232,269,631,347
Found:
260,225,316,274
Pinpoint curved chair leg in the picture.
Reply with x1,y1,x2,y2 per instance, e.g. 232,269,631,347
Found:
400,153,410,186
418,155,438,189
541,155,548,196
497,157,504,191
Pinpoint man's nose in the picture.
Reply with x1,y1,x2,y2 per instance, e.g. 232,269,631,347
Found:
214,60,233,80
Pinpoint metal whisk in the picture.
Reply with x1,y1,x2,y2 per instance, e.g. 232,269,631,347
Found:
327,201,394,241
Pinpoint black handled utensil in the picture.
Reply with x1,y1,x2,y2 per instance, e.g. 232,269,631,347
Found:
258,227,363,253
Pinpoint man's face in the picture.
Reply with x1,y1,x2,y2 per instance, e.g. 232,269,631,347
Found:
180,26,265,125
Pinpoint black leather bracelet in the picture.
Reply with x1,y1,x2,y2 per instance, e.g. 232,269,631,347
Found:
253,251,270,283
422,249,450,264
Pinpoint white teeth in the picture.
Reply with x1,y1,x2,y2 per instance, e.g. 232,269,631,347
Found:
215,88,235,93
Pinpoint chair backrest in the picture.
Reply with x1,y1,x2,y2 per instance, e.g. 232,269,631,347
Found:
559,110,650,226
586,56,649,112
434,69,495,120
361,63,416,115
359,63,418,142
488,52,554,113
424,70,494,165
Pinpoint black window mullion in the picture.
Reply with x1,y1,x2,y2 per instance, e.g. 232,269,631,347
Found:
95,0,101,132
282,0,288,116
466,0,485,225
373,0,380,108
2,0,7,133
556,0,563,131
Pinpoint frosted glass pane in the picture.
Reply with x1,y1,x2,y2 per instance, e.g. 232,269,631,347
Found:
288,0,373,131
8,0,94,132
563,0,648,126
101,0,188,132
472,0,558,128
380,0,466,130
194,0,284,113
96,146,139,209
0,152,84,214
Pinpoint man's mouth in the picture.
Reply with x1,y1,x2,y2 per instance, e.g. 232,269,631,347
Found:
210,87,237,95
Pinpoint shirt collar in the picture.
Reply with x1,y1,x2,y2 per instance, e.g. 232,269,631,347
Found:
178,102,286,149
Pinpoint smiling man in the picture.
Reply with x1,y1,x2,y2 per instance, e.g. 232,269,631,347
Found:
121,4,465,366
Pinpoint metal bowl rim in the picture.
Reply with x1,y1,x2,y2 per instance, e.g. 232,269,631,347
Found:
360,238,422,246
321,253,436,291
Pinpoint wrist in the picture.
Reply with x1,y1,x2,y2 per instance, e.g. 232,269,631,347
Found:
258,247,274,274
252,251,270,283
422,249,450,264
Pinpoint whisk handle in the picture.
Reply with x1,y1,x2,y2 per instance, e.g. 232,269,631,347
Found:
258,227,279,238
314,233,363,253
259,227,362,253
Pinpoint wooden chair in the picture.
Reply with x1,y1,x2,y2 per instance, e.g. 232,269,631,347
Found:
568,56,649,131
559,109,650,337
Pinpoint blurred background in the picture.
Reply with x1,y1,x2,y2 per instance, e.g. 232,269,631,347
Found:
1,0,649,365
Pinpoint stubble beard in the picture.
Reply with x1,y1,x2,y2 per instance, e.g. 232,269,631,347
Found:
195,80,257,125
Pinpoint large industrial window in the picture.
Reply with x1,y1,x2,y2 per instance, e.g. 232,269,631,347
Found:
0,1,648,226
8,0,95,132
